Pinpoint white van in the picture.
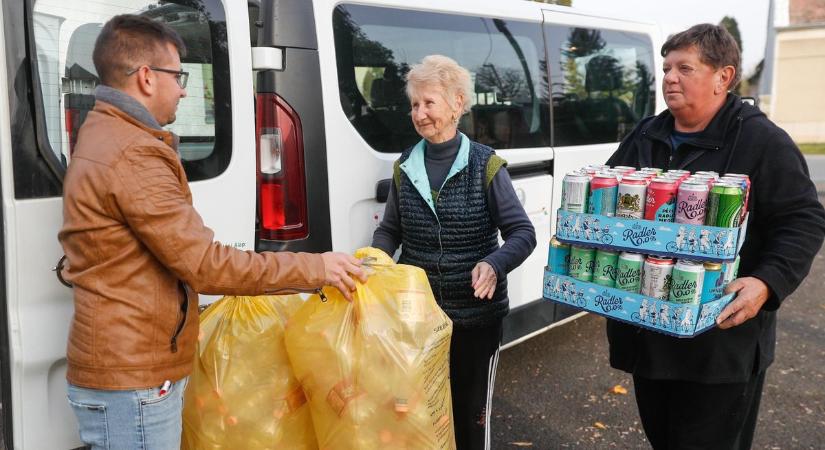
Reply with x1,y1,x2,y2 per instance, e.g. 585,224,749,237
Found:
0,0,662,447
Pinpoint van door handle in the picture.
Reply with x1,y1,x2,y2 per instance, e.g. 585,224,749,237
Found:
375,179,391,203
53,255,72,288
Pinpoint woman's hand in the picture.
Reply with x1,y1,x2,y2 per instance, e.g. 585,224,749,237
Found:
471,261,497,300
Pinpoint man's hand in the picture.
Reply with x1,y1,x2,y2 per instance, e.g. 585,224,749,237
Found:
716,277,770,329
471,261,497,300
321,252,367,302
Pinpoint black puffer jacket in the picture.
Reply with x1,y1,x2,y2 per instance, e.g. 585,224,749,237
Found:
606,94,825,383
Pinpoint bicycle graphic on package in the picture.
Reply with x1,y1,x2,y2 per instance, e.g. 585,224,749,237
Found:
550,279,586,307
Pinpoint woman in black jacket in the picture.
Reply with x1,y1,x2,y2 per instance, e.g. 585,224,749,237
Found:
606,24,825,449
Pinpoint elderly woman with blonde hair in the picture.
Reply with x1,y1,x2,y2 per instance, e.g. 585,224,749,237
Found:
372,55,536,449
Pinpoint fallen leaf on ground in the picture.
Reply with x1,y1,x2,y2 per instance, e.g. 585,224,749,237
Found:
595,422,606,429
509,442,533,447
610,385,628,395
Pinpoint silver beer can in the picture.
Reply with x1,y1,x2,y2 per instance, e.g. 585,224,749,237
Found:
641,256,675,300
561,172,590,213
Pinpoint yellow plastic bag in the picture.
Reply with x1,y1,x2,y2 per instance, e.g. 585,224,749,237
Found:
182,295,316,450
285,248,456,450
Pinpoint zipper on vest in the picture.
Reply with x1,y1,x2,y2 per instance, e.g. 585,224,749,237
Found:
436,218,444,301
171,281,189,353
433,193,445,301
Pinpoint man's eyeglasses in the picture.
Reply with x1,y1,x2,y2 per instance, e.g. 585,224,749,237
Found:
126,66,189,89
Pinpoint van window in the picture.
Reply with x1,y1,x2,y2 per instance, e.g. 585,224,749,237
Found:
545,25,656,146
31,0,232,183
334,4,550,153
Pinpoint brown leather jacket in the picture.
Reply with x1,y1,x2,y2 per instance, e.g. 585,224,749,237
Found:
59,100,325,390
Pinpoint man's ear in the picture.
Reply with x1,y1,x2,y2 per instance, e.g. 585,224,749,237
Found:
134,66,155,97
716,65,735,94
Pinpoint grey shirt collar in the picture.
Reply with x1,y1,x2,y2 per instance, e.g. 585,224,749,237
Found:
94,85,162,131
94,85,180,153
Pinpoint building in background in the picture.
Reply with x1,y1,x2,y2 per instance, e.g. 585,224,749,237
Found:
767,0,825,143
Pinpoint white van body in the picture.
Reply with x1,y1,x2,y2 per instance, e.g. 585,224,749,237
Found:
0,0,662,447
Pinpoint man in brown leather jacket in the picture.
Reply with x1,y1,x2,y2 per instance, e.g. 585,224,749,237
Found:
58,15,365,449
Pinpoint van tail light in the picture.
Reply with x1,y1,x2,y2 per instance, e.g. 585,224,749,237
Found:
64,93,95,155
65,108,80,155
255,93,308,240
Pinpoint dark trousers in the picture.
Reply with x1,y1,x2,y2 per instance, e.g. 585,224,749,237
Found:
632,371,766,450
449,320,503,450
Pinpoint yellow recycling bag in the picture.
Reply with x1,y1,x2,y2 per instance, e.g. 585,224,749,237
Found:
285,247,456,450
182,295,316,450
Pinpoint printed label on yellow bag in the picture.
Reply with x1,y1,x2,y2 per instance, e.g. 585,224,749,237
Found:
397,290,425,322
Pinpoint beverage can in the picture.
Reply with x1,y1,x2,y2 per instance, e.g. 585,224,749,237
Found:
640,167,663,175
569,245,596,282
561,173,590,213
722,173,751,222
694,171,719,179
669,260,705,304
689,174,717,187
700,262,724,303
548,237,571,275
593,249,619,287
721,256,740,284
616,252,644,293
641,256,675,300
665,169,691,178
616,176,647,219
675,180,709,225
644,177,678,222
588,172,619,216
613,166,636,175
705,182,744,227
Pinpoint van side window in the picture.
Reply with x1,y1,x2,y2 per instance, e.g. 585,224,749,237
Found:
544,25,656,146
28,0,232,195
333,4,550,153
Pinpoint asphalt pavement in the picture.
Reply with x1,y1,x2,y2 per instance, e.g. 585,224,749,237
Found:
491,195,825,449
804,155,825,183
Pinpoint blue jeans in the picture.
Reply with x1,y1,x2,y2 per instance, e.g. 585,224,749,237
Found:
67,377,189,450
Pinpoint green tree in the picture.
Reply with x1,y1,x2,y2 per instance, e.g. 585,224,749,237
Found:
719,16,743,55
719,16,744,94
531,0,573,5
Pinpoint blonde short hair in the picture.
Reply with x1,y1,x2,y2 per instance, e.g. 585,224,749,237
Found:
405,55,473,114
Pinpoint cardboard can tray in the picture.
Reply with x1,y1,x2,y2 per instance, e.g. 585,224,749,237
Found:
555,210,747,262
542,269,735,338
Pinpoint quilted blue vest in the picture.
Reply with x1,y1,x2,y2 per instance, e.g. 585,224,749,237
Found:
397,137,508,329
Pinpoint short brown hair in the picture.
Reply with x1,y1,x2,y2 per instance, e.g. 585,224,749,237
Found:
93,14,187,87
661,24,741,90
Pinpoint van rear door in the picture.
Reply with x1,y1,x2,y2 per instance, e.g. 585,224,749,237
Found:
3,0,255,447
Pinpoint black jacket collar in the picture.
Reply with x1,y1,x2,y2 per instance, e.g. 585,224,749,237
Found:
642,94,752,150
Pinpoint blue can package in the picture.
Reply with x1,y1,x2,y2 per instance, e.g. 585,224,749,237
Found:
548,237,570,275
700,262,724,302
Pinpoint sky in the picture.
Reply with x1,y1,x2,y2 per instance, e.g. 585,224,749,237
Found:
572,0,771,76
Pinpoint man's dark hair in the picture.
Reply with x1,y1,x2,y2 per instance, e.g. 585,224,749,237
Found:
661,23,741,90
92,14,187,87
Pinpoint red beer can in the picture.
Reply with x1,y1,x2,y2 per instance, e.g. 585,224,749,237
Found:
644,177,678,222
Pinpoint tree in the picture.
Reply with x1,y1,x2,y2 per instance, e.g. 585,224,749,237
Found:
719,16,743,55
719,16,744,94
531,0,573,5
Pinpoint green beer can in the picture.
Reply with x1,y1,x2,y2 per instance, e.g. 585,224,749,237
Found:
705,182,744,227
569,245,596,282
593,249,619,287
616,252,644,293
669,260,705,304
